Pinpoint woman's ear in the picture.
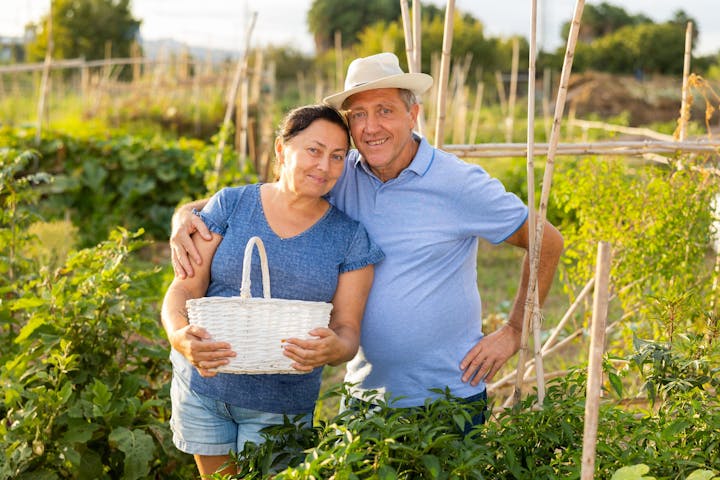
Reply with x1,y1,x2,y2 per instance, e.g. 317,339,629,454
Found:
274,137,284,164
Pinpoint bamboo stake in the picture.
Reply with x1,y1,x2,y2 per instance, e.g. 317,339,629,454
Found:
413,0,426,135
400,0,414,71
35,0,53,144
513,0,586,407
522,0,547,404
412,0,422,73
334,31,344,92
214,11,257,175
401,0,425,135
542,67,552,140
678,21,693,142
489,277,595,394
506,37,520,143
442,139,720,158
569,118,674,141
495,70,508,116
433,0,455,148
581,241,611,480
468,80,484,144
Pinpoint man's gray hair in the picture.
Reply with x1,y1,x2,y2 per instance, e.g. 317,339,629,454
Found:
341,88,419,111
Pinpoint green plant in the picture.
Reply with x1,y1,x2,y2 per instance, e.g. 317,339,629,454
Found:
553,155,719,345
0,154,193,478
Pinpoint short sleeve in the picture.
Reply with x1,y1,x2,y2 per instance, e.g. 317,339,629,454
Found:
340,223,384,273
454,165,528,244
198,187,239,237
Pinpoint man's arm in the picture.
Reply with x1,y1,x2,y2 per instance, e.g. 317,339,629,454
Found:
460,219,564,385
170,199,211,278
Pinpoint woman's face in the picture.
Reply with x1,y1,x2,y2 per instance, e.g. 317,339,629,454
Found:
276,119,348,198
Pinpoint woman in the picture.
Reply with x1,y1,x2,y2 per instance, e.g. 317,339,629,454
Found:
161,104,383,476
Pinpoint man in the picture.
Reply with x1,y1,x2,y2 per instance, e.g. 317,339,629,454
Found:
171,52,563,421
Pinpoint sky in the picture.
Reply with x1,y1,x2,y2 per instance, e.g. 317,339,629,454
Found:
2,0,720,57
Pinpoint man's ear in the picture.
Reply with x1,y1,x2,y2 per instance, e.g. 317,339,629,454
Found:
409,103,420,130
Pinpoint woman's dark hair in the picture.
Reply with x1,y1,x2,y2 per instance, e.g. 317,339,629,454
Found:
278,104,350,147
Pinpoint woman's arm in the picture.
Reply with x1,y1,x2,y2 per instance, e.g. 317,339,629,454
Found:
161,231,236,376
282,265,374,371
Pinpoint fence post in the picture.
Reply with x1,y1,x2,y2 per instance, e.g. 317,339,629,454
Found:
581,241,612,480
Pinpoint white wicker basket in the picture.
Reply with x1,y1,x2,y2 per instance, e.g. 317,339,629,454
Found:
186,236,333,374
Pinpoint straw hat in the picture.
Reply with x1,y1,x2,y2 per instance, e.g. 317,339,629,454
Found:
323,52,433,108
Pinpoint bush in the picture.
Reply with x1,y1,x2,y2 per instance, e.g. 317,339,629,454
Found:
0,150,194,479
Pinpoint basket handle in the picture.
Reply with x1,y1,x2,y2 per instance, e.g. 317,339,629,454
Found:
240,236,271,299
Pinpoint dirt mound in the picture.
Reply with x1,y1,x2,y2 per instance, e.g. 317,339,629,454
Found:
565,72,684,126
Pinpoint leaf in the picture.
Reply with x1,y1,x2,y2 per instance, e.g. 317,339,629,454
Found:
108,427,154,480
608,371,623,397
81,160,108,192
377,465,398,480
611,464,655,480
14,314,47,343
685,470,719,480
422,454,442,478
61,420,100,444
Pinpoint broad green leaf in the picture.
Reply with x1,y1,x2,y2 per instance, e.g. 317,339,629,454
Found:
109,427,154,480
685,470,718,480
14,314,47,343
611,464,655,480
61,420,100,444
422,454,442,478
377,464,397,480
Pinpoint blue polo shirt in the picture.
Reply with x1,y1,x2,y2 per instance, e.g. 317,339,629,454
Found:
328,135,528,407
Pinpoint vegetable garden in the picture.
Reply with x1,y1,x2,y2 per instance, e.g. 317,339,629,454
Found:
2,1,720,479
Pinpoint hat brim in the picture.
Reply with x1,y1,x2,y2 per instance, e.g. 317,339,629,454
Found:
323,73,433,109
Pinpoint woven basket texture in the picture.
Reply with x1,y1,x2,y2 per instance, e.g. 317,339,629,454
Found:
186,236,332,374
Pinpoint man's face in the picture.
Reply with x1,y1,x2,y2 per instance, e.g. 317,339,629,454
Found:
344,88,419,180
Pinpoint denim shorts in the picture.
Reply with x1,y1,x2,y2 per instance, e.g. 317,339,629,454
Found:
170,370,312,456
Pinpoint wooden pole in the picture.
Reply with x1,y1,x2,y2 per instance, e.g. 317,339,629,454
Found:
400,0,414,71
35,0,53,144
489,277,595,394
506,37,520,143
214,11,257,175
524,0,547,405
406,0,425,136
334,30,344,92
580,241,612,480
542,67,552,140
468,79,484,144
495,70,508,116
442,139,720,158
434,0,455,148
412,0,422,73
678,21,693,142
513,0,586,407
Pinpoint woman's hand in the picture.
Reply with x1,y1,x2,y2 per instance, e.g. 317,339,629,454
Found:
170,324,236,377
282,327,351,372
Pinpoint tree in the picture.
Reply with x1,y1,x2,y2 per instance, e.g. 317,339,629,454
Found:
353,9,513,86
560,2,651,44
307,0,400,52
26,0,141,62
